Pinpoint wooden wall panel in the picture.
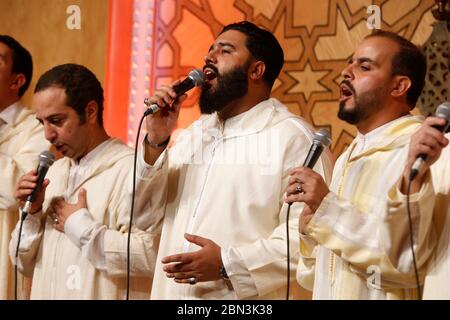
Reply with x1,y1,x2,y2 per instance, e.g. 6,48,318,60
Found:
0,0,109,113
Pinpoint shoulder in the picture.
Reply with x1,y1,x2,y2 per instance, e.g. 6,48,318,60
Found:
268,99,315,143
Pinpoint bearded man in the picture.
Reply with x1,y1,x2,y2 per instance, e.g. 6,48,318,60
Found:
137,21,332,299
288,31,429,299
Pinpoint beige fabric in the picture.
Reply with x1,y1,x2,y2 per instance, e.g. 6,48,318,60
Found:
298,116,428,299
10,138,163,299
138,98,333,299
387,133,450,299
422,133,450,299
0,104,49,300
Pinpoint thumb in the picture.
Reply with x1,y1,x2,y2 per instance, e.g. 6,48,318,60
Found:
77,188,88,208
184,233,207,247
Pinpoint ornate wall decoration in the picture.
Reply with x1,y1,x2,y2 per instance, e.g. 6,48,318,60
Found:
150,0,435,159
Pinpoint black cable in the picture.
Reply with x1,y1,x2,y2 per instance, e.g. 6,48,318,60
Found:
14,210,27,300
286,203,292,300
126,113,146,300
406,177,422,300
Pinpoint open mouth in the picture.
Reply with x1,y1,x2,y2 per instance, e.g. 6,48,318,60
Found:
204,69,217,81
339,84,354,102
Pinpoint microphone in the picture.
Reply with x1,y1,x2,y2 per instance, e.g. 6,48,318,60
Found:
21,151,55,220
303,128,332,169
410,102,450,181
143,69,205,116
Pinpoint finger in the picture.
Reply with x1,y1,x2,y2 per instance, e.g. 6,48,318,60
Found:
288,174,303,185
168,271,193,279
286,181,307,195
184,233,207,247
163,262,192,273
423,116,448,128
174,278,197,285
162,253,193,265
77,188,88,208
40,179,50,192
14,188,35,199
289,167,318,180
285,193,308,204
17,180,37,190
172,94,187,111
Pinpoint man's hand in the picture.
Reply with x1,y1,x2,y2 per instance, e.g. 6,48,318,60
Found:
50,188,88,233
161,233,222,284
400,117,449,193
144,80,187,165
299,205,315,234
14,170,50,215
285,167,329,212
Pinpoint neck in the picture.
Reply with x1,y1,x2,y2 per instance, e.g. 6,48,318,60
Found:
217,86,270,121
356,106,411,135
76,128,110,162
0,96,20,112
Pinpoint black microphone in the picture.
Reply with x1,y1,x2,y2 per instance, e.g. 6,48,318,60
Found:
143,69,205,116
410,102,450,181
21,151,55,220
303,128,332,169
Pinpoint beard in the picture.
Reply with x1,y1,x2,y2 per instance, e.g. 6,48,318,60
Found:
338,84,387,125
199,61,250,114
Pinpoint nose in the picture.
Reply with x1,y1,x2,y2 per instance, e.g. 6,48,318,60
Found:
43,123,57,143
204,48,218,65
341,63,354,81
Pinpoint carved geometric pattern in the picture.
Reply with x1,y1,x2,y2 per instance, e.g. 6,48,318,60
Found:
151,0,435,159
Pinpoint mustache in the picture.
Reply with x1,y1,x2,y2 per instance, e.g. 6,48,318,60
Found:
340,79,356,95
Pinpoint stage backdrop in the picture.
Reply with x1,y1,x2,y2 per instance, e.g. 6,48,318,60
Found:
105,0,436,160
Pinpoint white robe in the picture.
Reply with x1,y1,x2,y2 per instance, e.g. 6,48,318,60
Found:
138,98,333,299
10,138,163,299
0,103,49,299
298,116,430,299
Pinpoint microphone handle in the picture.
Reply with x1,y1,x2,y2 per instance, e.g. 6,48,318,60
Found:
173,77,195,96
144,79,195,117
303,143,323,169
144,104,160,116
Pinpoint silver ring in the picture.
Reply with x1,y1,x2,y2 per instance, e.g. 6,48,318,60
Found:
187,277,197,285
296,183,303,193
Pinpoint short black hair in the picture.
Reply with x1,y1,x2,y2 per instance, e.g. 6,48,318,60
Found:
220,21,284,88
365,30,426,108
35,64,104,126
0,35,33,97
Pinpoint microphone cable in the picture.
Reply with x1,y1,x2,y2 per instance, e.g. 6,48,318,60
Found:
406,175,422,300
285,203,292,300
14,210,27,300
126,112,146,300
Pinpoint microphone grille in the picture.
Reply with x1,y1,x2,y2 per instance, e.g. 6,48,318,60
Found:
39,151,55,168
189,69,205,87
436,102,450,121
313,128,332,148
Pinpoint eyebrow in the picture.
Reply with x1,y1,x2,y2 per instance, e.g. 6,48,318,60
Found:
348,57,378,66
208,41,236,52
36,113,66,123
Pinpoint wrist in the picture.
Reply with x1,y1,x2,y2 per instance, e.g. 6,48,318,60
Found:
219,265,229,280
145,134,170,149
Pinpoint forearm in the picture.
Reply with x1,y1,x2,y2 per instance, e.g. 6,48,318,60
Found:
9,211,45,277
306,190,436,287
